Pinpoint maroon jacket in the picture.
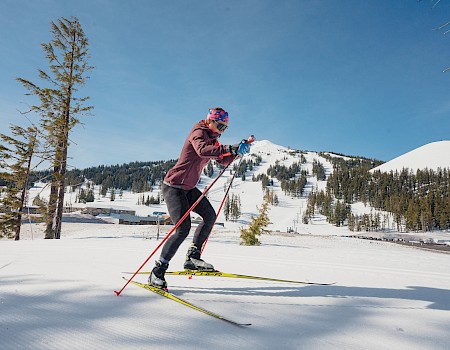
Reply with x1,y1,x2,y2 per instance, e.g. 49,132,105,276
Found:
164,120,236,190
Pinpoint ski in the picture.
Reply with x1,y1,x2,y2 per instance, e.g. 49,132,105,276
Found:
124,278,251,327
168,270,335,285
125,270,335,286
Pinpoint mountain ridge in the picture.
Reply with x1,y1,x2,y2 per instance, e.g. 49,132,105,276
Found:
371,140,450,173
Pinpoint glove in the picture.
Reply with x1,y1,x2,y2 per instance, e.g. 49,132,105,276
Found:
230,140,251,156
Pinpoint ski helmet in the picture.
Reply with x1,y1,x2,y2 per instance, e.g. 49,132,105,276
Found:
206,108,229,124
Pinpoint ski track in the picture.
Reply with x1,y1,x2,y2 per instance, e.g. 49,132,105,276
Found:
2,229,450,350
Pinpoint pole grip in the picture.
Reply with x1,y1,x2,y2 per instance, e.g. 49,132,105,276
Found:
245,135,255,144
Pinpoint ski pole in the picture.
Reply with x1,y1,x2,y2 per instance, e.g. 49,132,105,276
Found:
202,135,255,254
201,157,243,255
114,161,232,296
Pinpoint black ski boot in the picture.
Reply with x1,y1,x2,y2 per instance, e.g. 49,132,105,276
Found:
184,244,215,271
149,260,169,289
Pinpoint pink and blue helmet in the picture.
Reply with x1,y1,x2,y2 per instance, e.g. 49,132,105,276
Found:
206,108,229,124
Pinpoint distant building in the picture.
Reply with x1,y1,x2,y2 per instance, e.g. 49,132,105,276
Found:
191,216,224,227
82,205,136,216
118,213,171,226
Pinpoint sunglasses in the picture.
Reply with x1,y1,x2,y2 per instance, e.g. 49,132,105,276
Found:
213,120,228,132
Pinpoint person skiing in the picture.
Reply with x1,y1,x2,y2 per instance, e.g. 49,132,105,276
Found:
149,107,251,289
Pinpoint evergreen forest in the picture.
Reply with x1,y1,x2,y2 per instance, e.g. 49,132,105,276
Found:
304,154,450,232
31,159,177,194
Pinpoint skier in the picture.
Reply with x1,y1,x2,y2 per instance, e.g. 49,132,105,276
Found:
149,107,251,289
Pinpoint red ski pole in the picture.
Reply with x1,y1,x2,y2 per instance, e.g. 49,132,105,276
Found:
201,158,242,255
202,135,254,254
114,162,232,296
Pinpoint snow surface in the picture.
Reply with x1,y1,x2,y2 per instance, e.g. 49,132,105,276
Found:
371,140,450,173
1,223,450,349
2,139,450,349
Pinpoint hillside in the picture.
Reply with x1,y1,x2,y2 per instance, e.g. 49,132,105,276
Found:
371,140,450,173
24,139,450,238
26,140,352,234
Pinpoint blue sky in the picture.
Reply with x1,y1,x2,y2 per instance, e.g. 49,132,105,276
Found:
1,0,450,169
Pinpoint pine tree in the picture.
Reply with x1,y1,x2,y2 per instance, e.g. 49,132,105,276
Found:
240,200,271,246
78,188,86,203
17,17,93,239
273,193,279,206
204,161,214,177
100,185,107,197
224,195,231,221
0,125,39,239
85,189,94,202
230,193,242,221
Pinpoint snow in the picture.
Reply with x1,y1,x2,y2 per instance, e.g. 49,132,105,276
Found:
371,140,450,173
2,139,450,349
2,224,450,349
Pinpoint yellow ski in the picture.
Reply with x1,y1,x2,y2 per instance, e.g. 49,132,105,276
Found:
125,278,251,327
126,270,335,286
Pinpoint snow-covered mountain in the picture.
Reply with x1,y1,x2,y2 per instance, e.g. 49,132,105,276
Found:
371,140,450,173
27,139,450,236
28,140,334,233
216,140,334,232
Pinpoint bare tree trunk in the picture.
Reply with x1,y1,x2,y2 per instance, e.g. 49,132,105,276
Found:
14,156,32,241
55,137,68,239
45,171,59,239
15,190,25,241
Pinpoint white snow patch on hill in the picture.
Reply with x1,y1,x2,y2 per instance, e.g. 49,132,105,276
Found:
372,140,450,173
